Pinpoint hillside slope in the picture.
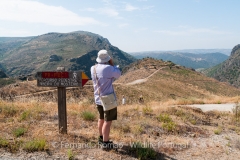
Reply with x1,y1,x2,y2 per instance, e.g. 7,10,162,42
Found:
204,44,240,88
0,31,135,77
114,58,240,103
2,58,239,104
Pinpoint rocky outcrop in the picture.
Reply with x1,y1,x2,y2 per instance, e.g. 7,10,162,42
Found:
230,44,240,56
205,44,240,87
49,55,62,62
0,69,8,78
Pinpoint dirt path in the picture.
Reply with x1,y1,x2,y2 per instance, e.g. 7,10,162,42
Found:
125,67,164,85
186,103,236,112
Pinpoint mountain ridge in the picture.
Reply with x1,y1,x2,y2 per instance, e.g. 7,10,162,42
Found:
0,31,135,77
130,51,228,69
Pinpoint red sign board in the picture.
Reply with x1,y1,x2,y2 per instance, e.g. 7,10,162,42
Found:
37,71,89,87
42,72,69,78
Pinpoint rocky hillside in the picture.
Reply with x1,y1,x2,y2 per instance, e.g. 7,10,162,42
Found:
204,44,240,87
0,37,33,58
0,69,7,78
0,31,135,77
130,51,228,69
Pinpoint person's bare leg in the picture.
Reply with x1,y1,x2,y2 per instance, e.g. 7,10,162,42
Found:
102,121,112,142
98,119,104,136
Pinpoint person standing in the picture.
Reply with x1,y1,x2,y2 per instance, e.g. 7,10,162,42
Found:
122,95,126,105
90,50,121,149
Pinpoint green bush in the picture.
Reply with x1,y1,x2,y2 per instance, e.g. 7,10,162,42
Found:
142,106,153,115
162,121,176,132
130,142,157,160
67,149,75,160
23,139,46,152
20,110,31,121
81,111,96,121
0,137,9,148
133,125,144,135
158,114,172,123
214,128,222,135
13,127,27,137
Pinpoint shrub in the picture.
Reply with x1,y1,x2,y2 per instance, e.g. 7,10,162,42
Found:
130,142,157,160
158,114,172,123
81,111,96,121
1,105,18,117
142,105,153,115
214,127,222,135
122,125,131,133
162,121,176,132
133,125,144,135
190,119,197,125
67,149,75,160
13,127,27,137
0,137,9,148
20,110,31,121
9,140,23,153
232,103,240,122
23,139,46,152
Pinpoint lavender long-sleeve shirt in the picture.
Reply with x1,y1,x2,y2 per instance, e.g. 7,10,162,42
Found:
90,64,121,105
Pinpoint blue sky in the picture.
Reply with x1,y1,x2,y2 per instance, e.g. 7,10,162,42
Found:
0,0,239,52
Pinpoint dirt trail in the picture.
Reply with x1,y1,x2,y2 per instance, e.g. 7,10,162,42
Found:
186,103,236,112
124,67,164,85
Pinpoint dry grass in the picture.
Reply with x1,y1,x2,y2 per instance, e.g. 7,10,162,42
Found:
0,93,240,157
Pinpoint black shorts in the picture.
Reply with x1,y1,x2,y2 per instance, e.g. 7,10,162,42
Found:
97,105,117,121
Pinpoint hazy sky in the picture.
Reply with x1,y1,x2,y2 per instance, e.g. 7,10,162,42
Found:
0,0,239,52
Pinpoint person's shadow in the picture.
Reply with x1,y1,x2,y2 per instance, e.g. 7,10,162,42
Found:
113,144,178,160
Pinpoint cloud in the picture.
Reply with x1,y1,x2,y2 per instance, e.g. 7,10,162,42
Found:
0,0,101,26
125,4,139,11
86,7,119,17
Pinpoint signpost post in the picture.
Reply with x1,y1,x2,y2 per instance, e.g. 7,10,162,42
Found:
36,68,89,134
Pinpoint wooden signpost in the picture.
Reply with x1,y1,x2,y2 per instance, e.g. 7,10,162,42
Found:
37,67,89,134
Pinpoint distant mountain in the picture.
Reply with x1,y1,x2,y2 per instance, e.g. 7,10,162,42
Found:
0,31,136,77
203,44,240,87
170,49,231,55
0,37,33,58
130,51,228,69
